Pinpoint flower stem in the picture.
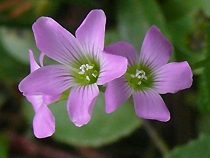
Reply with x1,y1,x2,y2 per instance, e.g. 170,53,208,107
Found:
142,120,170,155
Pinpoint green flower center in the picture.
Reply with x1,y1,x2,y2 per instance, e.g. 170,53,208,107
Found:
73,59,100,86
125,65,154,91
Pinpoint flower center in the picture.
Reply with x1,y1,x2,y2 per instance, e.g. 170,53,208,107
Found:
130,69,148,86
75,63,99,85
125,65,154,91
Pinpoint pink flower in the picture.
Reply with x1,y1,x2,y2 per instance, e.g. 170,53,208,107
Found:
19,10,127,127
25,50,61,138
104,26,193,121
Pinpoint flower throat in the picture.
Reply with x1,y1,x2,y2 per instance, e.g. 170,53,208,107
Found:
125,65,154,91
76,63,99,85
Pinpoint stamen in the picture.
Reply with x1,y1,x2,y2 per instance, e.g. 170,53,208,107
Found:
92,73,96,78
142,76,147,80
131,74,135,78
77,63,99,84
86,76,90,81
87,65,93,69
135,73,139,77
79,64,85,70
129,69,147,87
79,71,85,75
137,75,142,79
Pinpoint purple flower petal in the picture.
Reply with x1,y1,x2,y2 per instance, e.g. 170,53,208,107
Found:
26,95,43,112
32,17,82,65
29,50,40,72
33,104,55,138
97,52,128,85
19,65,73,96
43,94,62,105
67,84,99,127
155,61,193,94
76,10,106,56
39,52,45,67
26,91,60,138
133,90,170,122
140,26,173,69
104,42,139,67
105,77,133,113
26,94,61,112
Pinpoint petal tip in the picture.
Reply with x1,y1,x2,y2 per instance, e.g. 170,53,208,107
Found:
150,25,159,32
140,113,170,122
35,132,54,139
105,107,115,114
184,61,193,87
90,9,105,15
141,25,173,68
158,114,170,122
72,116,91,127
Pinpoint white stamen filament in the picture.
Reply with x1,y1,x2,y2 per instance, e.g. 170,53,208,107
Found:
87,65,93,69
136,70,140,76
86,76,90,81
78,64,94,75
137,75,142,79
131,74,135,78
92,73,96,78
78,71,85,75
142,76,148,80
79,65,85,70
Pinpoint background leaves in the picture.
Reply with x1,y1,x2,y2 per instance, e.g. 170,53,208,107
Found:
165,135,210,158
24,93,141,147
1,0,210,157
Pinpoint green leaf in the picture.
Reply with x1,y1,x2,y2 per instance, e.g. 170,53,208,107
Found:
199,67,210,113
166,7,205,66
24,93,141,147
105,30,121,46
160,0,209,67
0,39,28,83
165,134,210,158
0,27,40,64
197,114,210,135
198,23,210,113
199,0,210,16
0,27,57,66
160,0,200,21
0,135,9,158
117,0,167,50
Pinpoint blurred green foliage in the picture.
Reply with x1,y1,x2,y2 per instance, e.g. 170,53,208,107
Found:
165,134,210,158
117,0,167,50
24,93,141,147
1,0,210,157
198,23,210,113
0,135,8,158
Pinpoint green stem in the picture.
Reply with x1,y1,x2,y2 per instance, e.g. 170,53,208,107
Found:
142,120,170,155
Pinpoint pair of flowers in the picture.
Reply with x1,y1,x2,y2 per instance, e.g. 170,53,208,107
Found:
19,9,193,138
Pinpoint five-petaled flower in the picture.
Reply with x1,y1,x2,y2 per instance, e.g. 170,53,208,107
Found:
25,50,61,138
19,10,127,127
104,26,193,121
